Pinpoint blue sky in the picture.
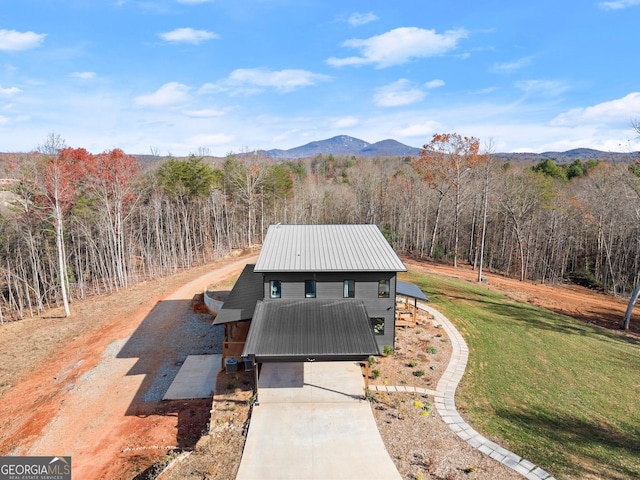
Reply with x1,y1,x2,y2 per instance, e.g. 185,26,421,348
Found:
1,0,639,156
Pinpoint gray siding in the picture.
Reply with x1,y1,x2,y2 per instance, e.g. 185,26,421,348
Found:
263,272,397,351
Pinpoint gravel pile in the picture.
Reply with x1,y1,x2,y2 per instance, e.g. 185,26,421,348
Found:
143,313,225,402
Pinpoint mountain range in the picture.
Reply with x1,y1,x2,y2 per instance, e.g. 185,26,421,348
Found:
258,135,639,163
262,136,420,159
2,136,638,164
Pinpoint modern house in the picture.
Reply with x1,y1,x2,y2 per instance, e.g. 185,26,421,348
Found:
213,224,408,369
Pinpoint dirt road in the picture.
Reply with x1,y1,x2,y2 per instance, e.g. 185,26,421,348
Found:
0,253,258,479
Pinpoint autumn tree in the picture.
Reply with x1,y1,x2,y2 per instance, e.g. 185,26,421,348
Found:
33,135,91,316
84,149,140,288
412,133,487,266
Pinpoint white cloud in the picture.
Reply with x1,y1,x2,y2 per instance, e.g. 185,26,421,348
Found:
374,79,426,107
516,80,569,97
0,29,46,51
598,0,640,9
550,92,640,126
159,27,219,45
470,86,498,95
347,12,378,27
201,68,332,94
326,27,468,68
70,71,96,80
333,116,359,128
0,85,21,96
134,82,191,106
425,79,445,89
492,57,532,73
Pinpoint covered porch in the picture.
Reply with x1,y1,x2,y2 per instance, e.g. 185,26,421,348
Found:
242,298,381,396
395,280,429,327
211,264,263,367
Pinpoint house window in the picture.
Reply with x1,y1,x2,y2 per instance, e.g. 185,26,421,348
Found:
270,280,281,298
370,317,385,335
378,279,390,298
343,279,355,298
305,280,316,298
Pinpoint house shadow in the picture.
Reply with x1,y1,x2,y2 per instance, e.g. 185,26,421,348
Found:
116,296,224,450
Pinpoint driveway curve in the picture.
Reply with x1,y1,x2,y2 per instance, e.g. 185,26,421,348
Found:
235,362,402,480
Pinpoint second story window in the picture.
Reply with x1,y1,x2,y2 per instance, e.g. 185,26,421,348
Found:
305,280,316,298
378,279,390,298
270,280,281,298
343,279,355,298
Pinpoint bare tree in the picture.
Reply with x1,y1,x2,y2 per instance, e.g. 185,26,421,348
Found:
477,140,494,282
622,119,640,329
36,134,74,317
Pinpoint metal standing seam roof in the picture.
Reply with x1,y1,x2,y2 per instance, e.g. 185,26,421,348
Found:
396,281,429,301
242,299,381,361
212,264,264,325
254,224,407,272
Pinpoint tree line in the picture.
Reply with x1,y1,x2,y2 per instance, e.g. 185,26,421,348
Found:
1,132,640,327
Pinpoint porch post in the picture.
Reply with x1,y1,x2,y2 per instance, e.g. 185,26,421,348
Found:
253,362,259,404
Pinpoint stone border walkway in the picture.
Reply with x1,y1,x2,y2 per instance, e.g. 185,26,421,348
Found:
370,302,556,480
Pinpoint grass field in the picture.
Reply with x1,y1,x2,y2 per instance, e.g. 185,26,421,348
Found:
402,271,640,480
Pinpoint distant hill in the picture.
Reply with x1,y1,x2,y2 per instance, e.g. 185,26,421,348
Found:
259,136,639,162
262,135,421,159
494,148,640,163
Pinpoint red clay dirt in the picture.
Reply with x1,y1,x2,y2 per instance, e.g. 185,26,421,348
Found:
403,258,640,336
0,253,258,480
0,253,637,480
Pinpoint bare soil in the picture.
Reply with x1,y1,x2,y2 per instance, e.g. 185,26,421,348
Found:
404,259,640,336
0,254,637,480
0,250,259,480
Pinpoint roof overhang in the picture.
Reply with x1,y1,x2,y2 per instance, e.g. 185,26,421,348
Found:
242,299,380,363
212,264,263,326
396,280,429,301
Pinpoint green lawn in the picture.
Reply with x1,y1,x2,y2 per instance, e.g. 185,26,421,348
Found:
402,271,640,480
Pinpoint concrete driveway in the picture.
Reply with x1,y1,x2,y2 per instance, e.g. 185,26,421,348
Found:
235,362,401,480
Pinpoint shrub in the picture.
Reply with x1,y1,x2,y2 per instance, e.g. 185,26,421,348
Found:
413,370,425,377
408,360,418,368
383,345,394,356
566,268,603,291
372,369,380,379
367,355,376,366
427,346,438,355
364,389,376,403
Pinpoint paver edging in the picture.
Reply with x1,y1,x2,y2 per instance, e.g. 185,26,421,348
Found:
379,302,556,480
